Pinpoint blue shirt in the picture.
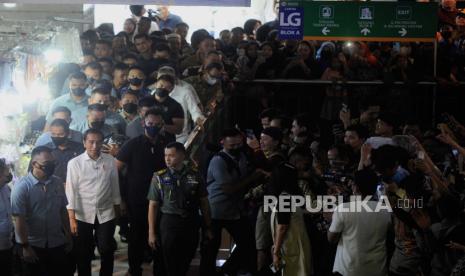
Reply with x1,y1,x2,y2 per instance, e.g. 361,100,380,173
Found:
45,93,89,124
35,130,83,148
125,116,144,139
71,108,126,135
158,13,183,30
206,151,250,220
0,185,13,250
11,173,68,248
72,120,115,139
119,86,152,98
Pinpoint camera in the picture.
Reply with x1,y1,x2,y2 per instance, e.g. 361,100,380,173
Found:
104,134,127,147
147,9,161,21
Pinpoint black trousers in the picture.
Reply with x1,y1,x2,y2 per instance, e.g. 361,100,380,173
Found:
21,245,66,276
76,219,116,276
200,217,256,275
127,202,150,276
160,213,200,276
0,247,12,276
127,201,165,276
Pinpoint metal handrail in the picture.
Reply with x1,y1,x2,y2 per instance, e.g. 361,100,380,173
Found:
237,79,465,86
185,78,465,153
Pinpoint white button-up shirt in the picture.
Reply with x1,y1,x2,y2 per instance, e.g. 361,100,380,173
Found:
66,152,121,224
170,80,205,144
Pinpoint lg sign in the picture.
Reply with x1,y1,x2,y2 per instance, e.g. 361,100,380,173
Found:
280,11,302,27
279,6,304,39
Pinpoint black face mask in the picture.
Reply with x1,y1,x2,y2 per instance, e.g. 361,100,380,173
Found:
71,87,86,97
154,88,170,98
128,77,144,86
38,162,55,178
123,103,138,114
145,125,161,138
90,120,105,129
51,136,68,146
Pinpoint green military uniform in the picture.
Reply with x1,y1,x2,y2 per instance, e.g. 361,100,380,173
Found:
147,164,208,276
184,75,223,110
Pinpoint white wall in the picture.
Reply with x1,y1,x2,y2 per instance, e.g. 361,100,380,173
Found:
0,3,83,20
93,0,276,40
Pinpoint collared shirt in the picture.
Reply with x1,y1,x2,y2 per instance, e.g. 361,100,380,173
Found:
207,150,250,220
119,110,138,125
35,130,83,148
66,152,121,224
11,173,67,248
153,96,185,126
112,85,126,99
43,141,84,182
119,86,152,99
45,93,89,124
72,120,115,139
105,111,127,135
157,13,183,30
125,116,144,139
169,81,204,144
147,164,207,218
330,201,391,276
71,108,126,135
116,134,173,205
0,185,13,250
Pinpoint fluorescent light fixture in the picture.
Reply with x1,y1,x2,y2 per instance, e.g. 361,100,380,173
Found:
3,3,17,8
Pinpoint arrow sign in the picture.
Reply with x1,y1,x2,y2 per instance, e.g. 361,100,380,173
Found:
321,27,330,35
360,28,371,36
398,28,407,37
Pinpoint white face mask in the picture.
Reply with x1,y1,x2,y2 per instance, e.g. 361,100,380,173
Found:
206,75,218,86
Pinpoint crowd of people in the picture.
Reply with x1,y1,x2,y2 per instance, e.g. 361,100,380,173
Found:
1,1,465,276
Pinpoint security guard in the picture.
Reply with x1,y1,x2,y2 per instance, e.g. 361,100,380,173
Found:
147,142,213,276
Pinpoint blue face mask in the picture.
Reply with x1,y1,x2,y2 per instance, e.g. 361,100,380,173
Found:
145,125,161,138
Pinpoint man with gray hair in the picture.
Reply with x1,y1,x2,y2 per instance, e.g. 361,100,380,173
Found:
155,66,205,144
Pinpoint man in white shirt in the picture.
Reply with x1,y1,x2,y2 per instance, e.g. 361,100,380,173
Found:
328,169,392,276
156,66,205,144
66,128,121,276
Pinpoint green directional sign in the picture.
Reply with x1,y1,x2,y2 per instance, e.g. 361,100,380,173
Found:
279,1,438,42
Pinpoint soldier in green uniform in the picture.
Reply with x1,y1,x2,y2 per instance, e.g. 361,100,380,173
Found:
147,142,213,276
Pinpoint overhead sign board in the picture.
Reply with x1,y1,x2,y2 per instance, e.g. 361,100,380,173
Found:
279,1,438,42
2,0,251,7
